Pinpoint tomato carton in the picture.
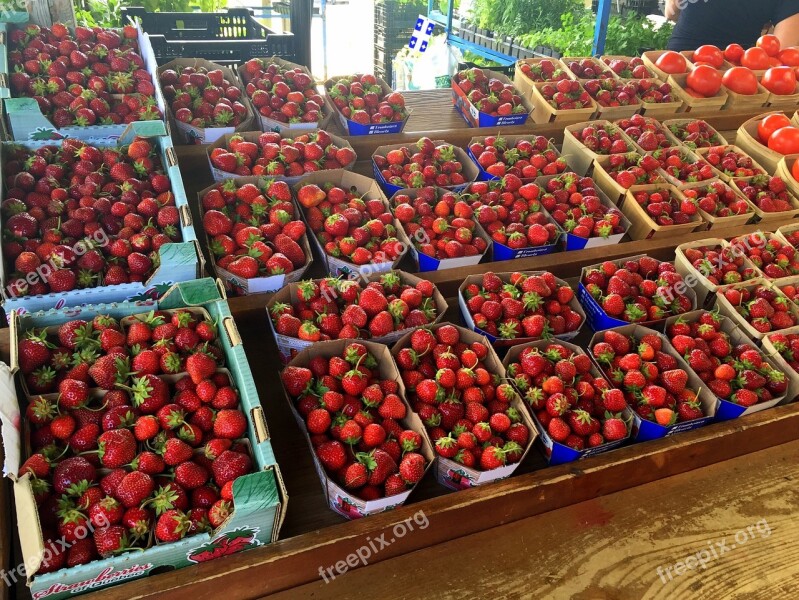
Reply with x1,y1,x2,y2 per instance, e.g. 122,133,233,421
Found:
667,74,729,113
641,50,694,81
735,111,786,173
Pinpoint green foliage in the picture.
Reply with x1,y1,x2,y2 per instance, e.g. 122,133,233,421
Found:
472,0,588,35
74,0,228,28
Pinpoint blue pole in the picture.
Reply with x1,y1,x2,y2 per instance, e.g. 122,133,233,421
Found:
592,0,611,55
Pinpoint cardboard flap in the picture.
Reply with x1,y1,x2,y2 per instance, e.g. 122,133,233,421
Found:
14,476,45,577
158,278,222,309
0,361,21,477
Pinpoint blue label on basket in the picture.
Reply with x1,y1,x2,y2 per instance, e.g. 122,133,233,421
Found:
563,233,590,251
492,240,557,262
345,118,406,136
452,96,529,129
577,283,630,331
466,147,499,181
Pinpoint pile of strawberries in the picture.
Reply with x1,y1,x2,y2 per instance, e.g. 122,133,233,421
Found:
628,187,699,227
453,67,528,117
159,65,248,129
730,233,799,278
616,115,674,151
583,79,641,108
506,343,628,449
326,74,407,125
701,146,764,179
681,243,760,286
539,172,627,240
779,227,799,248
2,137,183,296
591,329,705,425
8,23,162,128
766,332,799,377
466,177,558,250
18,311,254,569
571,122,633,155
733,175,797,213
517,59,571,82
467,135,567,179
720,284,798,333
582,256,694,322
397,325,531,471
538,80,593,110
602,57,652,79
200,179,307,282
240,59,323,125
281,344,427,498
462,271,583,340
374,137,469,189
667,312,786,406
666,120,724,149
565,58,615,80
650,147,717,185
391,187,487,260
682,182,752,217
209,130,355,178
598,152,663,189
300,181,403,266
270,273,440,341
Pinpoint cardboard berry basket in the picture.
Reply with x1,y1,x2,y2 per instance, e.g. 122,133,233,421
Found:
735,111,787,173
590,153,665,205
774,153,799,199
371,140,479,197
764,80,799,109
560,119,637,176
528,81,598,125
465,134,563,182
512,57,573,100
641,50,695,81
761,332,799,405
599,55,657,79
451,70,533,128
577,253,698,331
195,177,313,296
634,78,683,119
664,310,787,420
205,130,356,185
502,339,633,465
390,323,538,490
621,184,706,240
281,339,434,518
238,56,333,135
674,237,764,309
729,177,799,225
776,220,799,248
323,75,410,135
3,22,168,141
588,324,716,440
661,118,729,149
387,186,492,271
5,278,286,600
293,170,411,278
560,57,620,83
158,58,255,145
458,271,586,346
714,279,799,342
666,74,729,113
265,269,448,363
693,145,769,184
721,82,770,111
691,186,757,230
0,124,203,317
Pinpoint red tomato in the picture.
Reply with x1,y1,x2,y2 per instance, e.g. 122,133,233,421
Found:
779,47,799,66
724,44,745,65
686,64,722,97
762,66,798,95
722,67,759,95
758,113,792,143
655,51,687,74
742,47,771,70
792,157,799,182
768,126,799,154
769,57,783,67
693,45,724,69
758,34,781,57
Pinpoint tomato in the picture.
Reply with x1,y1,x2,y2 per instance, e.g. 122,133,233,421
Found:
722,67,759,95
724,44,745,65
741,47,771,70
768,126,799,154
779,48,799,66
792,157,799,182
762,66,797,95
758,113,792,143
655,51,687,74
770,57,782,67
757,34,781,57
686,64,722,97
693,45,724,68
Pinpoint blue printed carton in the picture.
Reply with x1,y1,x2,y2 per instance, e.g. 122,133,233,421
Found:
324,75,410,136
451,70,532,128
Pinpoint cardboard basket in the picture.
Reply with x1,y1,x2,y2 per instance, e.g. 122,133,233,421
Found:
560,120,637,176
775,153,799,200
689,183,756,230
714,279,799,341
664,310,787,420
503,339,633,464
390,323,538,490
266,270,448,363
0,125,203,316
457,271,586,347
560,57,620,83
529,81,597,125
694,145,769,183
735,111,787,173
294,170,411,278
776,221,799,248
451,70,532,128
653,146,723,189
591,153,665,205
674,237,764,309
588,324,715,440
764,80,799,109
636,78,682,119
465,134,562,182
721,81,770,110
641,50,694,81
159,58,255,144
729,177,799,225
512,57,573,99
666,74,729,113
600,55,657,79
621,184,705,240
206,130,356,185
662,118,729,149
324,75,410,135
615,115,683,154
761,332,799,405
5,279,286,599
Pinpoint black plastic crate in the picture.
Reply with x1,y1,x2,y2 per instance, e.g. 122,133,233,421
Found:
122,7,295,66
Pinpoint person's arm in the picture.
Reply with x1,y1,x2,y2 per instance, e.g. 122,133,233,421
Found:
665,0,681,22
774,12,799,48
